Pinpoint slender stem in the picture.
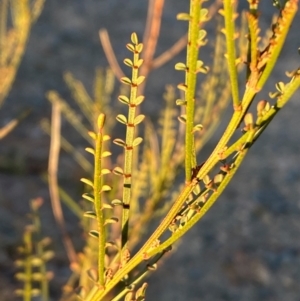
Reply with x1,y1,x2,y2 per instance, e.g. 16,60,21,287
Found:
32,199,49,301
48,101,77,264
185,0,201,181
141,0,165,77
121,48,140,251
152,0,222,69
99,29,125,81
38,246,49,301
152,34,188,69
223,0,240,108
23,231,33,301
94,114,106,287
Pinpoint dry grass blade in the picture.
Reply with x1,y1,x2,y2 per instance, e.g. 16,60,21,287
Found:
99,28,125,81
48,101,77,264
152,34,188,70
141,0,165,75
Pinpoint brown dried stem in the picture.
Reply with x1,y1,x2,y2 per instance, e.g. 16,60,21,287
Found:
141,0,165,77
48,101,77,264
99,29,125,81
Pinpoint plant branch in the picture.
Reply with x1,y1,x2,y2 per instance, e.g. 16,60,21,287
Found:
141,0,165,77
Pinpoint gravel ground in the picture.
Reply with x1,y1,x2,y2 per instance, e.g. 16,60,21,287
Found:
0,1,300,301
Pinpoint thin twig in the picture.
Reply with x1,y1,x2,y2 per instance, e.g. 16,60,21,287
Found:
48,101,77,264
141,0,165,77
152,34,188,69
0,108,30,139
99,29,125,81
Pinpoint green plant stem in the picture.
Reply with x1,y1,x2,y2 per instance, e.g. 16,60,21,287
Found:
121,47,139,250
37,242,49,301
23,231,33,301
223,0,240,108
185,0,201,182
94,114,106,287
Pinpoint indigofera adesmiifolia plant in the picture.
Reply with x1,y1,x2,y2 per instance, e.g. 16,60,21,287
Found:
14,0,300,300
80,1,299,300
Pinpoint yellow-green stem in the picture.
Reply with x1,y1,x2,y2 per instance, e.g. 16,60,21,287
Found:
121,51,139,250
223,0,240,108
185,0,201,181
94,114,106,287
24,231,32,301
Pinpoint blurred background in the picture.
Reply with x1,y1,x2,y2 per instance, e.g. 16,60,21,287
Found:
0,1,300,300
